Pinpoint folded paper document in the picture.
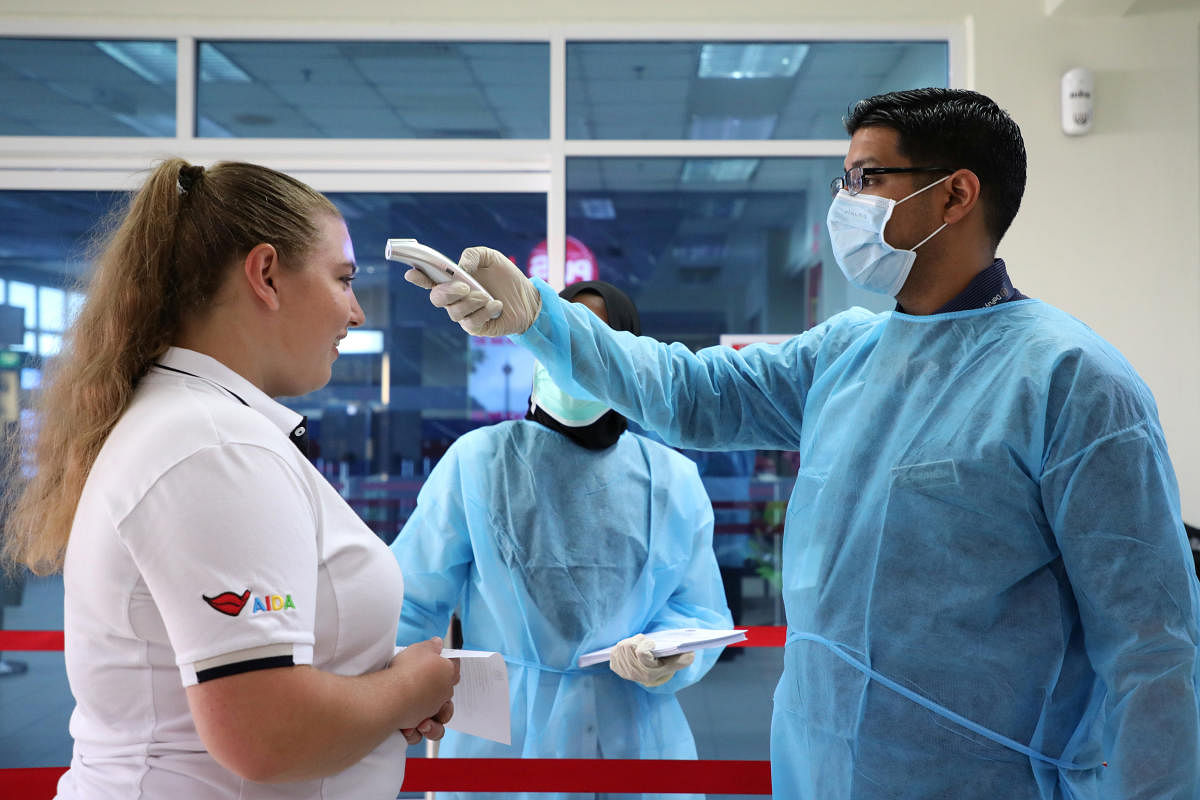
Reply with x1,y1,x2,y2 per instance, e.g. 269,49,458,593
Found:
578,628,747,668
395,646,511,745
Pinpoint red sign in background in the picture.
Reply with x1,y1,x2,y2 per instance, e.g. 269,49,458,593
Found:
527,235,599,285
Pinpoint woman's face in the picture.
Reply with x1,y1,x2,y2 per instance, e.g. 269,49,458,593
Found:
570,291,608,323
272,214,365,396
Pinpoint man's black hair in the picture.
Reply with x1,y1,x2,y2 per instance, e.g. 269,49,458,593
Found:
844,88,1027,248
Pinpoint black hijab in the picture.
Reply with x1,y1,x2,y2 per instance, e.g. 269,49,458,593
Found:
525,281,641,450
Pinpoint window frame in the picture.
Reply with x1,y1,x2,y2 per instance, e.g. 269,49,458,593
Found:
0,20,964,287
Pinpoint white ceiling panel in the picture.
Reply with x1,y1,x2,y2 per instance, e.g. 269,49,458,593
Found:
220,55,363,86
401,109,501,130
214,41,346,59
600,158,682,190
269,82,386,108
373,86,493,111
483,84,547,108
198,80,294,108
492,110,549,137
354,57,475,87
308,112,412,139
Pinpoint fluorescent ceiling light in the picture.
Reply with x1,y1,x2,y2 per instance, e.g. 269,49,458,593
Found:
580,198,615,220
198,43,252,83
681,158,760,184
689,114,778,140
94,41,176,85
338,329,384,354
698,44,809,79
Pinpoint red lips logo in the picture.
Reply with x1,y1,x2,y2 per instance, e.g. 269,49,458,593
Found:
203,589,251,617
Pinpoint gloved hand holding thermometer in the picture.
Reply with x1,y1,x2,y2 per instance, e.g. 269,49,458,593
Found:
392,242,541,338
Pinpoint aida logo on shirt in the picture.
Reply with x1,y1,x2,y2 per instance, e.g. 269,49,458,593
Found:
252,593,297,614
203,589,251,617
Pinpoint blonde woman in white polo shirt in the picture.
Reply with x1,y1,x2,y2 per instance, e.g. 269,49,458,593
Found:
1,159,459,799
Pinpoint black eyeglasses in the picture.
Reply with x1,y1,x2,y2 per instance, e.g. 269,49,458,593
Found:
830,166,954,198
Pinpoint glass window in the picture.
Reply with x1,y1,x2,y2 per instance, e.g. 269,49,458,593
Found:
566,40,948,139
37,333,61,357
7,282,36,330
0,191,127,771
38,287,65,333
0,38,176,136
279,190,546,538
196,41,549,138
0,191,124,362
66,291,85,327
566,156,890,343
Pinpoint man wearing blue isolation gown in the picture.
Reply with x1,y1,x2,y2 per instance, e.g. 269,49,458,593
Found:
406,89,1200,799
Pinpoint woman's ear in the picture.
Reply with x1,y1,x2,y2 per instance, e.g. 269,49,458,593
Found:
242,243,281,311
942,168,981,226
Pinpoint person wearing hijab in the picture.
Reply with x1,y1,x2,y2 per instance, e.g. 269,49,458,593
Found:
390,281,731,800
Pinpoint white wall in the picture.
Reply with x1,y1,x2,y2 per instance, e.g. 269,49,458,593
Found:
970,5,1200,525
5,0,1199,522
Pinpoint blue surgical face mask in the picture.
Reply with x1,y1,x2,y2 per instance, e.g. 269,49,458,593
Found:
826,174,951,296
530,361,610,427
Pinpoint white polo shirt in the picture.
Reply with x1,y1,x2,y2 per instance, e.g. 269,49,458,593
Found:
56,347,406,800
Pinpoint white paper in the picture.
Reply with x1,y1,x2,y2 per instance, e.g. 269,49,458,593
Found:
394,646,511,745
577,628,748,668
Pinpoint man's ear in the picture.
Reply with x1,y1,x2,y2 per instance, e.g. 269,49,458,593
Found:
242,243,281,311
942,168,981,226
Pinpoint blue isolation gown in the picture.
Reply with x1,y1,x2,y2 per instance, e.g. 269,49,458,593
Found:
511,278,1200,800
391,419,732,800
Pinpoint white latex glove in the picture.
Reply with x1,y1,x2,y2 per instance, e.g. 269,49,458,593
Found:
608,633,696,688
403,246,541,337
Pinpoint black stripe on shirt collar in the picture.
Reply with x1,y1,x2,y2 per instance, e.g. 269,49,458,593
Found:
154,363,250,407
155,362,310,456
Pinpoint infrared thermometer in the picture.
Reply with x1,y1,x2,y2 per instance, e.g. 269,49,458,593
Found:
385,238,501,319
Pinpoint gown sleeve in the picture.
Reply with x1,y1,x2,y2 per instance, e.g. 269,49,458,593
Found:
641,457,735,695
390,443,475,647
1041,368,1200,799
511,278,869,451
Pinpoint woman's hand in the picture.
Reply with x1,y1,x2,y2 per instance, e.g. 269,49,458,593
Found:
388,637,460,729
400,699,455,744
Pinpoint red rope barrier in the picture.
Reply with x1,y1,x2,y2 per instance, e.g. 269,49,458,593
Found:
0,630,63,651
0,760,771,797
730,625,786,647
0,767,65,798
401,758,771,794
0,627,788,652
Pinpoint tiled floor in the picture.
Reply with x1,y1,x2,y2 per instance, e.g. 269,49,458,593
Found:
2,574,783,799
1,573,70,770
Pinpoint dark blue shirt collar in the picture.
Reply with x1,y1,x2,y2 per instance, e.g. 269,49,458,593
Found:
898,258,1026,315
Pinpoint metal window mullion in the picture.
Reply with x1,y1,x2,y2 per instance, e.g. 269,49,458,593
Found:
176,36,197,141
547,33,566,291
